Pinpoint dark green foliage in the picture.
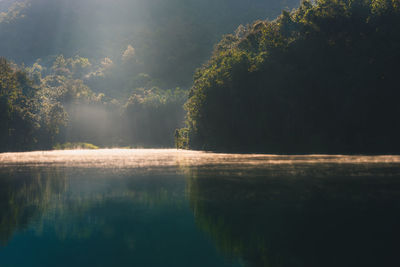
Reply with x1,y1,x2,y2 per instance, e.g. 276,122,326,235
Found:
0,57,85,151
0,57,39,151
181,0,400,153
0,56,187,151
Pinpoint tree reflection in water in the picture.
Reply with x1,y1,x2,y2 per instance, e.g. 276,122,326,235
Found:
0,155,400,267
0,165,240,267
0,167,185,246
0,167,67,245
186,164,400,267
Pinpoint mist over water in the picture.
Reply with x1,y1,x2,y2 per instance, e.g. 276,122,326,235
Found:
2,149,400,167
0,150,400,267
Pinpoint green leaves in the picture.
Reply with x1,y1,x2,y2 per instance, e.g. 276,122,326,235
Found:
0,58,41,151
179,0,400,152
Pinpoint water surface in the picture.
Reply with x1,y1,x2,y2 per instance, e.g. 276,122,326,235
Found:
0,149,400,267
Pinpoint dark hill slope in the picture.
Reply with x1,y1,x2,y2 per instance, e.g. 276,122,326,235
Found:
180,0,400,153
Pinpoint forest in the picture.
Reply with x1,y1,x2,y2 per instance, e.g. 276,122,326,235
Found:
178,0,400,153
1,0,399,153
0,0,297,152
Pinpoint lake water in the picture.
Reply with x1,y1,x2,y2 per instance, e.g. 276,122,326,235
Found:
0,149,400,267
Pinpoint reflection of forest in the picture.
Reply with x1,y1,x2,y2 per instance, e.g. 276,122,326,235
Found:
0,167,67,245
187,166,400,267
0,167,186,245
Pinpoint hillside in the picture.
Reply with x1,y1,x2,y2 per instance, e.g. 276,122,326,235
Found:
0,0,298,88
0,0,302,151
178,0,400,153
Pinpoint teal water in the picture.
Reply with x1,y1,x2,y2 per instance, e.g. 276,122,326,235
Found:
0,149,400,267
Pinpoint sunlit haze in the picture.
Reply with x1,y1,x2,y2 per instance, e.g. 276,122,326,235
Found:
1,149,400,169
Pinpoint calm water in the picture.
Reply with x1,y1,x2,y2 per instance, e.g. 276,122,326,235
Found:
0,149,400,267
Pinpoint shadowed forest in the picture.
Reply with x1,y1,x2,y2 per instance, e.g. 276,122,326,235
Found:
177,0,400,153
1,0,399,153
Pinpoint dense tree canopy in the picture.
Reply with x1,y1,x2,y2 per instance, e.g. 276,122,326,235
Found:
179,0,400,153
0,57,51,151
0,0,301,152
0,56,187,152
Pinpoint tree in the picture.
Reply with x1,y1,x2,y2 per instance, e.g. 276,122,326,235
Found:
180,0,400,153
